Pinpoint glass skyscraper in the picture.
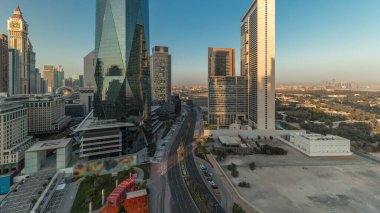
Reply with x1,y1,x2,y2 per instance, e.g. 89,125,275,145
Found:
94,0,151,136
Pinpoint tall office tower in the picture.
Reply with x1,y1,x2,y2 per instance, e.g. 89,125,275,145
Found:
56,65,64,87
208,76,248,129
8,49,21,95
84,50,96,89
208,48,236,77
43,64,57,93
0,34,9,94
35,68,41,93
28,41,36,94
7,5,30,94
94,0,151,126
0,102,34,173
151,46,171,106
241,0,275,130
40,78,47,94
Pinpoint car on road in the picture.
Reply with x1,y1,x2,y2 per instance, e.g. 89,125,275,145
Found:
206,177,213,181
208,180,218,189
199,164,206,170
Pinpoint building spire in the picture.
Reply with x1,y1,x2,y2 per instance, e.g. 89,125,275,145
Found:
12,4,23,19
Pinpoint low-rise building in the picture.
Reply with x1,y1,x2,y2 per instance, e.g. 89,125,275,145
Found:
286,133,352,157
0,102,34,173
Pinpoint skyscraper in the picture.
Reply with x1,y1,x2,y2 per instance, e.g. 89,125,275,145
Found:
56,65,64,88
151,46,171,106
28,40,36,94
8,49,21,95
43,64,56,93
7,5,30,94
241,0,275,130
84,50,96,89
0,34,9,94
94,0,151,127
208,48,236,76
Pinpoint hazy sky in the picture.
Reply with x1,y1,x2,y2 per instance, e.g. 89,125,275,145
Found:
1,0,379,85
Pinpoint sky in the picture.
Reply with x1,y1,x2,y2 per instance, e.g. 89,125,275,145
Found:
0,0,379,85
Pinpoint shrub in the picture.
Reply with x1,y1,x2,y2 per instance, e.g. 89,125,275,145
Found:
238,181,250,188
249,162,256,171
231,169,239,178
227,163,236,171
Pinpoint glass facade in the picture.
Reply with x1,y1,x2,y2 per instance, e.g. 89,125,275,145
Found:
94,0,151,138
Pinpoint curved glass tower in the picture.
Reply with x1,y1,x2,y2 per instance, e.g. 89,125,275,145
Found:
94,0,151,130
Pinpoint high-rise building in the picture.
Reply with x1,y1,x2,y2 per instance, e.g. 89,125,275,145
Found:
56,65,64,88
94,0,151,126
8,49,21,95
28,40,36,94
84,50,96,89
79,75,84,88
43,64,56,93
208,48,236,77
151,46,171,106
7,5,30,94
0,102,34,173
0,34,9,94
208,76,248,129
35,68,41,93
241,0,275,130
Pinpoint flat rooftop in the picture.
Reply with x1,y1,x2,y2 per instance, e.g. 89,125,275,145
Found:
27,138,71,152
74,111,135,132
295,133,347,141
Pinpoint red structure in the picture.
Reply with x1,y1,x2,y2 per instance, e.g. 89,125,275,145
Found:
123,189,148,213
106,177,135,207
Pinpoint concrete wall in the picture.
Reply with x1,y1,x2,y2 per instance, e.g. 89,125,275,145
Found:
57,141,71,169
24,151,43,174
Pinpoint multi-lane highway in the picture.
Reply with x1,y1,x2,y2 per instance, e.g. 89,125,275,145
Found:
167,107,225,213
167,109,199,213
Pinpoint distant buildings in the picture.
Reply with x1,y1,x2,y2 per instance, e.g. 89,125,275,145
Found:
0,34,9,94
151,46,172,108
43,64,56,93
83,50,96,89
208,48,235,76
208,76,248,129
0,102,34,173
56,65,64,88
241,0,276,130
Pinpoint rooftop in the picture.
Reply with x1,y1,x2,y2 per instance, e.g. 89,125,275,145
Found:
26,138,71,152
126,189,147,199
74,111,135,132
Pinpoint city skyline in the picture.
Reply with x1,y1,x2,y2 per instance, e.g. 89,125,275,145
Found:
0,0,379,86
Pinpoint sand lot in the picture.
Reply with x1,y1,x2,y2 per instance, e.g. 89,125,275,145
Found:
219,141,380,213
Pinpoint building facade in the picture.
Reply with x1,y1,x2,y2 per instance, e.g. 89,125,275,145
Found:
27,41,36,94
8,49,21,95
241,0,276,130
0,34,9,94
208,76,248,129
7,6,30,94
208,48,236,77
151,46,171,106
84,50,96,89
43,64,56,93
94,0,151,141
0,102,34,173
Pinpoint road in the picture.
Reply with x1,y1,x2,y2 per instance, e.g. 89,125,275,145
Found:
183,109,225,213
167,109,199,213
